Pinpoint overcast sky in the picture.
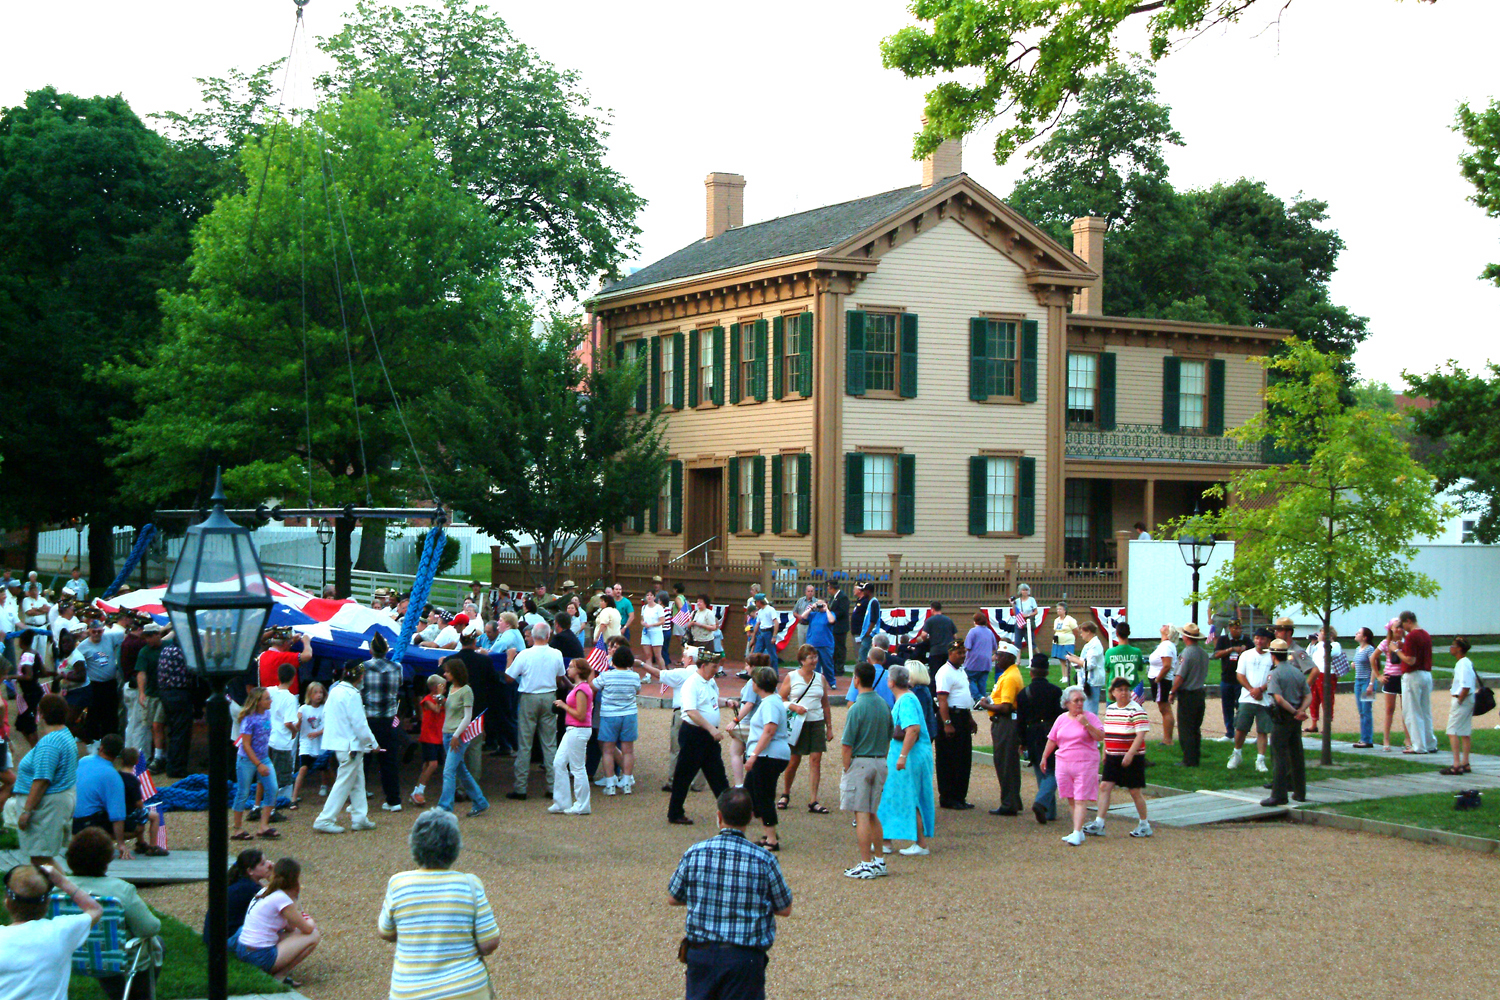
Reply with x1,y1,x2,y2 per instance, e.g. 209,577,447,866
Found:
7,0,1496,386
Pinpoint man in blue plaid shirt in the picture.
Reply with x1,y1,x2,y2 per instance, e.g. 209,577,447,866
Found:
668,788,793,1000
361,635,405,813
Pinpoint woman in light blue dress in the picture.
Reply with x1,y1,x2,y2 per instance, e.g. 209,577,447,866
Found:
877,665,936,856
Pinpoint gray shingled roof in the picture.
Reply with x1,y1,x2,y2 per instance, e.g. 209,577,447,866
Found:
599,177,963,296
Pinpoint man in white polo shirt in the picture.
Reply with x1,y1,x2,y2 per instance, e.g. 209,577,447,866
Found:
658,647,704,793
666,652,731,824
504,622,566,800
1228,627,1274,773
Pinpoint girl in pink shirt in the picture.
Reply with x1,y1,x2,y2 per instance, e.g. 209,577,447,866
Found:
1041,686,1104,847
550,659,595,815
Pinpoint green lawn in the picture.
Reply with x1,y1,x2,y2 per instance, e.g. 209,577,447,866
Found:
1333,726,1500,755
1430,649,1500,678
0,906,288,998
0,826,16,849
979,738,1433,792
1319,791,1500,842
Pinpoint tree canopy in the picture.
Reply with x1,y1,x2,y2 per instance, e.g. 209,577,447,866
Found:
1403,362,1500,543
421,316,666,589
1007,63,1368,357
1457,99,1500,286
882,0,1436,164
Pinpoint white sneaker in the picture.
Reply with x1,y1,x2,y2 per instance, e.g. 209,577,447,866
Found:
621,779,634,795
1130,821,1153,838
1081,819,1105,836
313,821,345,834
1063,830,1085,846
381,803,403,812
593,776,612,787
898,844,930,856
1213,735,1233,742
547,803,566,814
351,819,377,831
844,863,879,879
1255,755,1269,773
565,804,591,815
318,785,329,797
866,858,888,876
604,784,617,796
881,844,892,854
1226,749,1242,770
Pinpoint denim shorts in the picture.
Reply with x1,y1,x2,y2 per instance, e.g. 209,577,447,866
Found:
234,939,278,972
599,714,639,744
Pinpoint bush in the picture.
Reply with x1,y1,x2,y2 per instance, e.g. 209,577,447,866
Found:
413,530,460,577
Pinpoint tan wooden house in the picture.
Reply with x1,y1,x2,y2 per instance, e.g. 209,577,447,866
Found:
585,142,1286,570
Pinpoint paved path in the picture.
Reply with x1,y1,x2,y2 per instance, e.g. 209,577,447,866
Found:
1106,737,1500,827
0,849,208,885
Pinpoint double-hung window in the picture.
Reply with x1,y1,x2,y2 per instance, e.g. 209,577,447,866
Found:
983,457,1018,534
737,456,756,529
660,336,675,408
1178,359,1208,431
863,454,896,533
1067,352,1097,424
864,314,898,393
698,329,714,403
982,320,1018,398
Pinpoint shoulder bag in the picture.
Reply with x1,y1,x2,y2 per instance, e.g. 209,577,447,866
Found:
784,674,819,746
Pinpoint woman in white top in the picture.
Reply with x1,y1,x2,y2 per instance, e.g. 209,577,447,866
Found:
565,597,588,645
639,590,667,674
1148,624,1180,745
744,664,792,850
1306,625,1344,734
233,857,320,981
592,595,622,645
777,644,834,814
1065,621,1107,716
688,596,720,653
312,661,379,833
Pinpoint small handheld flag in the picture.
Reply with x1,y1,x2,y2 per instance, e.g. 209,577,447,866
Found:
587,644,610,672
672,606,692,630
460,710,486,744
134,759,158,803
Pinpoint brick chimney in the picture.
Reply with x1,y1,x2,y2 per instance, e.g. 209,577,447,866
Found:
921,138,962,188
705,172,746,239
1070,216,1106,314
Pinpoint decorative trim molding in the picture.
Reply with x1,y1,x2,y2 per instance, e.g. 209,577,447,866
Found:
1066,424,1265,465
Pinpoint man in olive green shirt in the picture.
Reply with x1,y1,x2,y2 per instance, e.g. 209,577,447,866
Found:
841,662,893,878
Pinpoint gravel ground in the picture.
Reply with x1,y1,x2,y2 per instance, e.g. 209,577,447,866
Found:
139,695,1497,1000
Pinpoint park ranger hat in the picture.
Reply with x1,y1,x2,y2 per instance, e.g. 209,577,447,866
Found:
498,583,511,592
1269,638,1289,652
1273,617,1296,629
1180,622,1203,639
562,580,576,589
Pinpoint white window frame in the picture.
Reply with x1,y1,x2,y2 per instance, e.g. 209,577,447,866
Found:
863,454,896,533
1179,359,1208,431
984,456,1018,534
1067,352,1097,424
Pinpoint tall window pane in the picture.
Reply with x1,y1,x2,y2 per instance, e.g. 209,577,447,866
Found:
1067,353,1097,424
984,320,1017,397
985,457,1016,533
660,336,675,408
699,330,714,401
740,328,755,399
863,454,896,532
784,318,801,394
782,456,800,532
1179,359,1207,430
738,456,755,527
866,314,897,392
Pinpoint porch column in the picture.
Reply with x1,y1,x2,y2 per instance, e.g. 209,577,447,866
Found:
1143,479,1156,535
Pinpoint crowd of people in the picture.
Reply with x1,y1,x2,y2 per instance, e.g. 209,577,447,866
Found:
1,563,1489,1000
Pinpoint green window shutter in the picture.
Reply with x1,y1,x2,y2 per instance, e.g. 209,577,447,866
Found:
648,485,658,533
899,313,919,398
844,453,864,534
633,345,647,413
753,319,768,402
796,453,811,534
751,454,766,533
772,316,785,400
1206,357,1227,435
1097,351,1117,431
968,456,987,535
1162,356,1181,434
673,332,685,410
650,337,662,410
845,310,866,396
969,318,989,402
1018,456,1036,536
728,324,742,404
897,454,916,534
726,458,740,533
712,326,725,406
770,454,784,533
798,312,813,397
1020,319,1039,403
670,460,683,534
687,331,700,408
1088,478,1113,563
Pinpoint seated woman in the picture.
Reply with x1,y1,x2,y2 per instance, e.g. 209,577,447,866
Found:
66,827,162,1000
203,848,273,944
233,858,320,986
379,809,499,1000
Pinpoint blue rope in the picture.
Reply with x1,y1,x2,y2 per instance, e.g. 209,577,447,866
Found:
391,525,446,665
101,524,157,600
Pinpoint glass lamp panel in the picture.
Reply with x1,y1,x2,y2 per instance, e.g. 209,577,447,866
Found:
1177,536,1197,567
165,530,205,603
1194,537,1217,565
231,533,270,598
234,606,270,672
166,608,199,673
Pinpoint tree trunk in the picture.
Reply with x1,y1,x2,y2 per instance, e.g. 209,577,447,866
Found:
88,519,116,590
353,521,389,572
334,515,354,599
23,522,39,579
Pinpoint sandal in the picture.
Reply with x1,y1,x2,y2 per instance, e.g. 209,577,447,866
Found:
807,802,829,814
1460,764,1473,774
258,828,281,840
231,831,254,841
1439,766,1463,775
775,794,789,811
759,839,780,852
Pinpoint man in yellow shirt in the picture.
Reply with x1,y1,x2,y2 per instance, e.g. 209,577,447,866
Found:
976,640,1024,816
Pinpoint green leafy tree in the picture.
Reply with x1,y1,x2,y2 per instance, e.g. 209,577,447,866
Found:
1457,99,1500,285
1007,64,1368,358
421,316,666,589
108,90,524,596
882,0,1436,164
1403,362,1500,542
1170,340,1446,764
0,88,205,581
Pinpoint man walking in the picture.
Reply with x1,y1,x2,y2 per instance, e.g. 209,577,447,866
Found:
668,788,793,1000
828,580,850,675
932,641,975,810
854,583,881,666
841,662,893,877
1261,638,1311,806
1229,627,1274,773
505,622,567,800
1212,619,1249,740
751,594,779,661
1170,623,1210,766
668,652,733,824
977,640,1024,816
1394,610,1439,754
1016,654,1065,824
915,601,956,676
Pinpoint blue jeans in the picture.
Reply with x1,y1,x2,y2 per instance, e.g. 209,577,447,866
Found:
438,735,488,812
1356,676,1375,744
1084,689,1100,717
685,943,767,1000
1031,760,1057,820
814,645,835,688
967,672,988,702
857,634,874,665
1220,680,1239,738
754,628,777,659
234,755,278,812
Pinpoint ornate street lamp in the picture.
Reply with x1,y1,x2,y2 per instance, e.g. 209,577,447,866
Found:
161,471,272,1000
1177,504,1217,626
316,517,334,592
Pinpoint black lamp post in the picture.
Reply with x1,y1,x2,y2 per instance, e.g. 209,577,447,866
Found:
316,517,334,592
161,472,273,1000
1177,507,1217,626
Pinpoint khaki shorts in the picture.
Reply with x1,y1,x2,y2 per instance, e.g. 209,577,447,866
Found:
1235,702,1272,736
144,695,165,725
1448,696,1475,737
19,788,76,859
839,756,887,814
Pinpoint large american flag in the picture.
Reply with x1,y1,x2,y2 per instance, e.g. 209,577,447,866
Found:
460,710,486,744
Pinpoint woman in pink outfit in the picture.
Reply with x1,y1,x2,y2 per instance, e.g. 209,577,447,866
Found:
1041,686,1104,846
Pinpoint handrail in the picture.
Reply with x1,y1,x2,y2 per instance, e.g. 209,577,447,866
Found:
668,537,715,565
